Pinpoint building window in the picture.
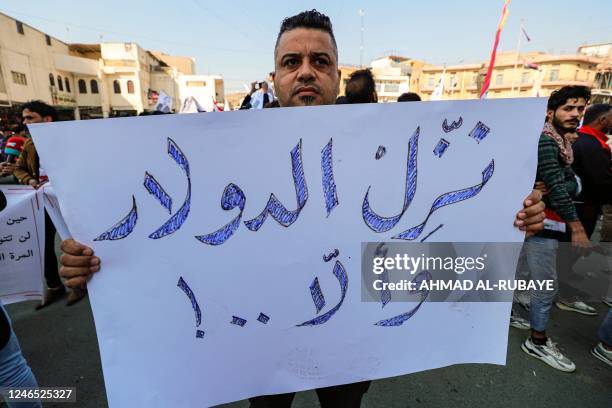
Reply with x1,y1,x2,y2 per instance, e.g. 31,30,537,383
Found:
49,73,55,87
127,80,135,94
45,34,51,46
186,81,206,87
550,65,560,81
65,77,71,93
586,72,590,82
90,79,99,94
16,21,24,35
495,74,503,85
521,72,529,84
113,80,121,94
428,76,435,87
78,79,87,93
384,83,400,93
11,71,27,85
57,75,63,91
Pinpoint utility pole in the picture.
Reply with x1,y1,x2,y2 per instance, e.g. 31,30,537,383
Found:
358,9,365,68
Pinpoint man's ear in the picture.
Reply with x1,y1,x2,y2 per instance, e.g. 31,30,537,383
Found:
271,72,276,83
546,109,553,121
43,116,53,123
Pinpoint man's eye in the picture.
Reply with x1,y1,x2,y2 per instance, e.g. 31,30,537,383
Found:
315,58,329,66
284,59,298,67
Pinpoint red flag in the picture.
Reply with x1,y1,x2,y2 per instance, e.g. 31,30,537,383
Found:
480,0,511,99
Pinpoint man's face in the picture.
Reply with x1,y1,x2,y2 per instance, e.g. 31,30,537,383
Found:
22,109,52,125
273,28,340,107
549,98,587,133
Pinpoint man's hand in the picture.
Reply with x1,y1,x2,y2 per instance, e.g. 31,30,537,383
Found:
534,181,549,196
568,221,591,256
515,190,545,238
0,162,15,177
59,239,100,289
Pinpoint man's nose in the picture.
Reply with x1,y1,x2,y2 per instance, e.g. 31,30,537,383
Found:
297,60,316,82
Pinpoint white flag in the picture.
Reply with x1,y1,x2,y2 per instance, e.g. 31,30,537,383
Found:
430,69,446,101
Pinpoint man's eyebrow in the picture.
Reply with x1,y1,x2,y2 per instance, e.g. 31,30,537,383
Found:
280,52,302,59
311,51,332,59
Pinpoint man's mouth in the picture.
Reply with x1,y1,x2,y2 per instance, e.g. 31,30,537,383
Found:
295,87,319,97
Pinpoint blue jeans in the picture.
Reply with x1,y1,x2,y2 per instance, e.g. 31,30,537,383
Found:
0,305,41,408
599,309,612,346
524,236,558,332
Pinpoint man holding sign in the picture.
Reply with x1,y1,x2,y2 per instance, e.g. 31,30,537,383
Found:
56,9,545,407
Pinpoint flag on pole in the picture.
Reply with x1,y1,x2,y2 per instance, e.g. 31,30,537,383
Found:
479,0,511,99
430,68,446,101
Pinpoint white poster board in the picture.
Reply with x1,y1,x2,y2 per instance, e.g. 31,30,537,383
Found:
30,99,545,407
0,186,45,304
42,184,72,240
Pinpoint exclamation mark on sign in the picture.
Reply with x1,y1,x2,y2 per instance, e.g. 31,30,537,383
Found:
177,276,205,338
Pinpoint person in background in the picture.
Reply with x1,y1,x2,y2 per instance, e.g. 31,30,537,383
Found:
344,69,377,104
553,103,612,315
0,190,42,408
249,81,275,110
397,92,421,102
14,101,86,308
0,126,27,185
520,86,591,373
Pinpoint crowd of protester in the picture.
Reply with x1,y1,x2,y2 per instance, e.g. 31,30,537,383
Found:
0,9,610,408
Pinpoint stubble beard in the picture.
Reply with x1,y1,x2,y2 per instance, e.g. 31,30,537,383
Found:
299,95,317,106
552,115,577,134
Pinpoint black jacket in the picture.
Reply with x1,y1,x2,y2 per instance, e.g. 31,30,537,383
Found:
572,132,612,205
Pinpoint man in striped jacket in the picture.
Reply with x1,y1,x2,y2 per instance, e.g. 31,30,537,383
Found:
520,86,591,372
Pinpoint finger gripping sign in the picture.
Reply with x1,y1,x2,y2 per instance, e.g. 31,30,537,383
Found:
29,99,545,407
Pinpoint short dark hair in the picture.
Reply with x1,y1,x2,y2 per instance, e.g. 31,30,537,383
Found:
547,86,591,111
397,92,421,102
21,100,57,121
583,103,611,125
345,69,376,104
275,10,337,58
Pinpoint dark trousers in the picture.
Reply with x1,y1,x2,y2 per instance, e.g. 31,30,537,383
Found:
44,210,62,289
249,381,371,408
557,203,601,296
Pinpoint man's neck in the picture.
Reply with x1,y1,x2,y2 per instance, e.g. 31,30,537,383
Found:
582,124,603,133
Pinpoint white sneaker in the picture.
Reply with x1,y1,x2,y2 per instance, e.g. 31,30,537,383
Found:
521,337,576,372
514,291,531,311
591,342,612,367
555,298,597,316
510,314,530,330
602,297,612,308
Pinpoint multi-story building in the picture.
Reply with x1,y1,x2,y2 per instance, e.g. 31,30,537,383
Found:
0,11,225,123
0,12,80,121
578,43,611,104
418,50,605,100
370,56,411,102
